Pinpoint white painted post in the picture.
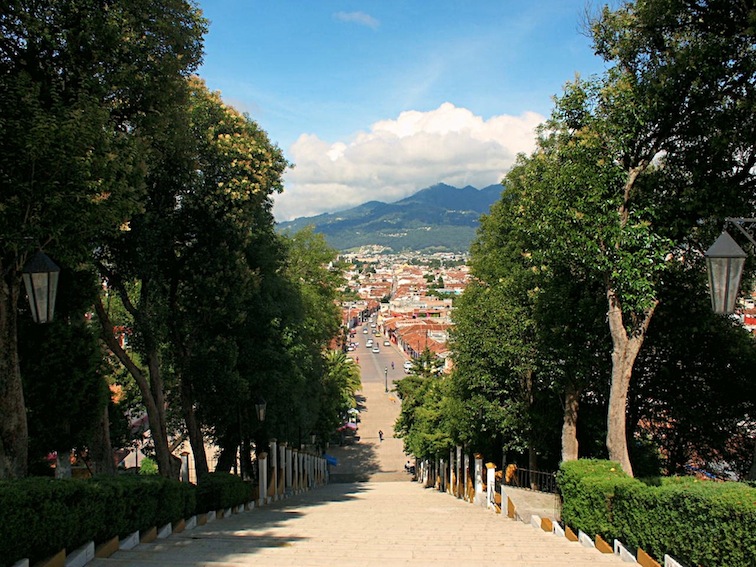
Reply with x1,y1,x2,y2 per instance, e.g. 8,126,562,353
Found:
456,446,463,498
463,453,470,501
486,463,496,510
286,446,293,493
474,454,485,506
449,448,455,494
279,442,287,497
298,451,304,490
292,449,299,491
269,439,278,501
180,451,190,483
257,452,268,506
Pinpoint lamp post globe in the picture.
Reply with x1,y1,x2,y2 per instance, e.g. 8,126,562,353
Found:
705,231,747,314
21,251,60,324
255,397,267,422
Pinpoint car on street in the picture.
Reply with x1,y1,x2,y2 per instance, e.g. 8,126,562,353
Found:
383,340,390,346
404,360,413,373
366,339,373,347
372,346,380,353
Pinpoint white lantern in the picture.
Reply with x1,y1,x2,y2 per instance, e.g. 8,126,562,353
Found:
21,251,60,324
705,231,747,314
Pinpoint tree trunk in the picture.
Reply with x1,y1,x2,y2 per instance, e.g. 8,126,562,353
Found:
180,378,209,479
561,382,580,462
605,286,657,478
94,296,177,479
747,442,756,481
89,403,116,476
146,349,179,478
0,268,28,478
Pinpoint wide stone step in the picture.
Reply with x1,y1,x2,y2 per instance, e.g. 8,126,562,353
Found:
91,481,625,566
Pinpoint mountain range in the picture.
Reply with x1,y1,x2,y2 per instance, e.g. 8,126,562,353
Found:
277,183,503,252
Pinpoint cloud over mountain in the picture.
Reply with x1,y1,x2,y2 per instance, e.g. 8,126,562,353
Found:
274,103,543,221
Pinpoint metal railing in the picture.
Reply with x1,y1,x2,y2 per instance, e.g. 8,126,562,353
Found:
507,467,558,494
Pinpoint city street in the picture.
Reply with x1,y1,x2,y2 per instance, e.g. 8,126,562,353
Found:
333,322,411,482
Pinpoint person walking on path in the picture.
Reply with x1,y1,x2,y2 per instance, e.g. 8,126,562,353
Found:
378,430,384,442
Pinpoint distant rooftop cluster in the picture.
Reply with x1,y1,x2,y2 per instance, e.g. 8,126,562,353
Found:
340,251,470,368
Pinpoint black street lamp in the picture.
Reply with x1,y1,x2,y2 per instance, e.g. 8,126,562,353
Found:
705,219,756,314
21,251,60,324
384,367,388,393
255,397,267,422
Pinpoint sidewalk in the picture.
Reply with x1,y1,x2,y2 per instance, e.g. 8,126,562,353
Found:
92,369,624,566
91,481,622,566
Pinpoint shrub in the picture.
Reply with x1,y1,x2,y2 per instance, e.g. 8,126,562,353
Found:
0,475,196,567
557,459,636,541
195,472,254,513
138,457,159,475
558,459,756,567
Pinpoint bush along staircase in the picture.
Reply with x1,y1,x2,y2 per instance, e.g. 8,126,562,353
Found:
413,451,755,567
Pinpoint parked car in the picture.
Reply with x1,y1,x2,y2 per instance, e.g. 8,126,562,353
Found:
403,360,413,373
383,340,390,346
372,346,380,353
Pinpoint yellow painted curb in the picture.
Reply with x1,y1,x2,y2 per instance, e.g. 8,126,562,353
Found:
507,497,516,519
35,549,65,567
595,534,613,554
140,526,157,544
95,536,119,559
638,547,661,567
172,518,186,534
565,526,579,542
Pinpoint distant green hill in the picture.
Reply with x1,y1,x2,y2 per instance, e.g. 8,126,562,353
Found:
277,183,503,252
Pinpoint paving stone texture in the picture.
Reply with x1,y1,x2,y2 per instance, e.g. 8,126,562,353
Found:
91,339,624,566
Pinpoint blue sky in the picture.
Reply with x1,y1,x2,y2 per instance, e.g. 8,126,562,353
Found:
196,1,611,220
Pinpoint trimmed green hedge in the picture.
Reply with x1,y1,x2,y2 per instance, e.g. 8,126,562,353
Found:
195,472,254,513
558,459,756,567
0,472,250,567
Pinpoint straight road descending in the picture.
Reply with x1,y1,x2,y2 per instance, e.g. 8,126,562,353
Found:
93,336,622,565
331,331,408,482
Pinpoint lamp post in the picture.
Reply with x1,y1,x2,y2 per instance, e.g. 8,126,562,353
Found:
384,367,388,393
705,219,756,314
21,251,60,324
255,397,267,422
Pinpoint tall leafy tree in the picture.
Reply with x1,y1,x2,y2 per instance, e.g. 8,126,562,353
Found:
629,265,756,477
511,0,756,475
96,75,290,478
0,0,205,478
395,348,452,460
314,350,362,446
449,186,606,469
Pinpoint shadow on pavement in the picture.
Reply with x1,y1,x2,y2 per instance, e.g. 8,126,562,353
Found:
327,438,381,483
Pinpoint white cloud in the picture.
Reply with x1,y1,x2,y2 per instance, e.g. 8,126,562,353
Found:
274,103,544,221
333,11,380,29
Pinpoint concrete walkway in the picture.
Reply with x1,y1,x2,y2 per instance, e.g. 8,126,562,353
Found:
92,343,624,566
92,481,623,566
